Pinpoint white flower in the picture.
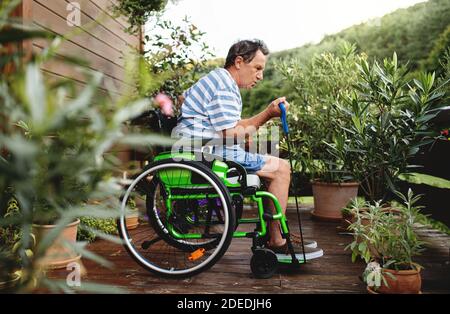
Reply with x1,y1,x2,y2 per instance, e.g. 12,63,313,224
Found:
365,261,381,273
364,262,382,287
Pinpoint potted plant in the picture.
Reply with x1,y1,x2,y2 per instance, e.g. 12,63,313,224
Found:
346,189,425,294
277,42,364,220
1,55,163,270
0,45,161,289
338,53,448,205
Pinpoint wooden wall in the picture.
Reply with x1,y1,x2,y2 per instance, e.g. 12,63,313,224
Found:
20,0,142,98
12,0,145,168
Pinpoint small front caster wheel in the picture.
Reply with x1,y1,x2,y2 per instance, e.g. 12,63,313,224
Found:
250,248,278,279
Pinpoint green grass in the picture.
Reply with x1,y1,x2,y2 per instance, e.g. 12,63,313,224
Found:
288,196,367,205
288,196,314,204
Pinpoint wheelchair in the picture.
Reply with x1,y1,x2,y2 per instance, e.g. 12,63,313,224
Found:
117,106,319,279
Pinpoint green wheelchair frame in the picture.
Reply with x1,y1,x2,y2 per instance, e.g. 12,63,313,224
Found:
153,151,290,245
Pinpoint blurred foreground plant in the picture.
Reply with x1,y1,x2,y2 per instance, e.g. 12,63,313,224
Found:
0,9,171,292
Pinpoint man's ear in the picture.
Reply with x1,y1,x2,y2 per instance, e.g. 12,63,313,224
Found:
235,56,244,69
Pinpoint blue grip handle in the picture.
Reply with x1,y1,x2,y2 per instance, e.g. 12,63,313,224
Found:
279,102,289,134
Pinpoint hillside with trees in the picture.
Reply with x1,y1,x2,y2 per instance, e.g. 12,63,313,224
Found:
241,0,450,117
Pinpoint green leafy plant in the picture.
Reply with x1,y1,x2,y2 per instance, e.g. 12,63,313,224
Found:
0,199,21,248
143,15,215,111
338,53,449,203
0,198,28,285
0,18,169,292
111,0,169,34
277,42,366,183
346,189,426,289
77,216,117,243
399,172,450,189
341,197,366,218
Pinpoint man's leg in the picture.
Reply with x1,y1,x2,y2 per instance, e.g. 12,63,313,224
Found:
256,156,291,247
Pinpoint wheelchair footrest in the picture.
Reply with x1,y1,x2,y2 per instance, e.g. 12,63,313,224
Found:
275,248,323,263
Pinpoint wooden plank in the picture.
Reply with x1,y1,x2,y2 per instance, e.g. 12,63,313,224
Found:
89,0,139,44
64,0,139,50
102,0,145,52
21,0,34,61
105,0,136,31
32,1,125,68
1,0,33,75
42,210,450,294
41,69,121,100
33,37,127,84
33,0,128,55
33,44,131,95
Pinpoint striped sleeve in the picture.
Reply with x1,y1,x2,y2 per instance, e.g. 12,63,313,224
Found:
206,89,241,131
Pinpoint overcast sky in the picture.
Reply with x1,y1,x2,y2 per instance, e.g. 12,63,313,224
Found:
156,0,426,58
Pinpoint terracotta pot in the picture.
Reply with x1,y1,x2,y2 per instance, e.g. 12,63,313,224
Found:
375,268,422,294
311,181,359,221
126,213,139,230
32,219,81,269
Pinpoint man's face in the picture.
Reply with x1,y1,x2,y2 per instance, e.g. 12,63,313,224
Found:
236,50,267,89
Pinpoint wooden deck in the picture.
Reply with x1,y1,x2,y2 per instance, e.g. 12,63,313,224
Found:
51,205,450,294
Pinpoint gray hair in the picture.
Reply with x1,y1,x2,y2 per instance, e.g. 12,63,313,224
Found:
224,39,269,69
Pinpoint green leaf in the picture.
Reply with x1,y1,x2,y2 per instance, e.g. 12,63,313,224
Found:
399,173,450,189
375,273,381,288
50,71,102,129
113,99,152,125
393,52,398,69
0,134,38,158
358,242,367,252
41,279,128,294
416,113,438,123
0,0,22,24
25,63,46,126
366,271,375,284
0,26,50,44
118,134,175,147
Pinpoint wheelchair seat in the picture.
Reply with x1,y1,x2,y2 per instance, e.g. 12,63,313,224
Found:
227,174,261,189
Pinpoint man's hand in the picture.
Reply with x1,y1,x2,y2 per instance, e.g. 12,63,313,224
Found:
223,97,290,139
266,97,290,118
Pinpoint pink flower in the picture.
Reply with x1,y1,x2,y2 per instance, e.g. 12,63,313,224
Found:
155,93,174,117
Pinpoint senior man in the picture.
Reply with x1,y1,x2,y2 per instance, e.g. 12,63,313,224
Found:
173,39,322,260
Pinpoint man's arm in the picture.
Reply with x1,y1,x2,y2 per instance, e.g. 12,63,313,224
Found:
222,97,289,139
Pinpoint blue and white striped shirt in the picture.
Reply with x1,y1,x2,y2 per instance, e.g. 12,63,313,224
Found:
173,68,242,139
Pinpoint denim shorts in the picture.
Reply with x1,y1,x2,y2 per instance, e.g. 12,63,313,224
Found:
212,146,267,173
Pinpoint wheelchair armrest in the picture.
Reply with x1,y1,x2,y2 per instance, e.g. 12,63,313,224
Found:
222,160,248,188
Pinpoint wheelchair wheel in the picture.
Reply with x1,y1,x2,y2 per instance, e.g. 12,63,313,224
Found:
146,179,223,251
250,248,278,279
118,159,235,278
